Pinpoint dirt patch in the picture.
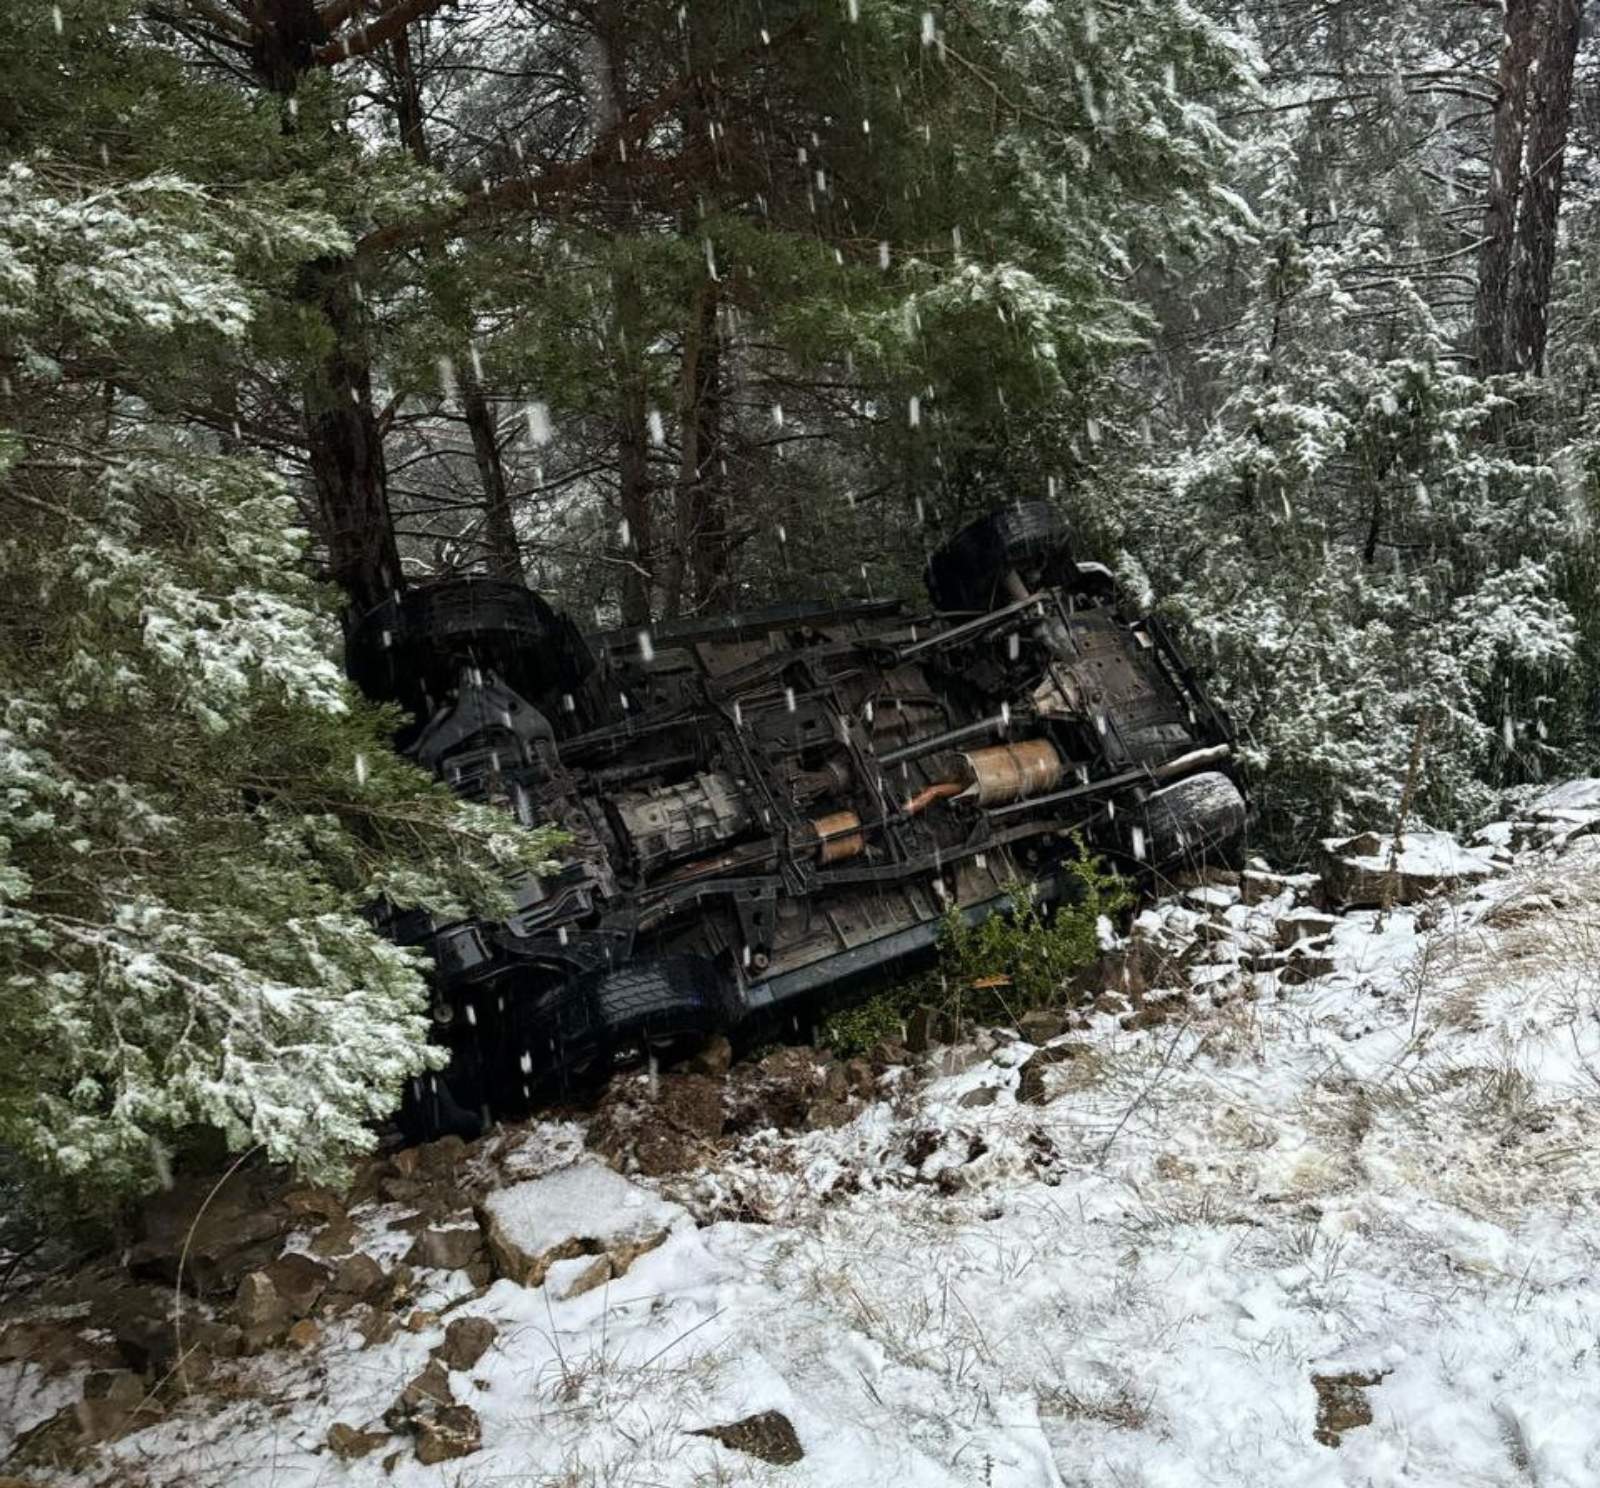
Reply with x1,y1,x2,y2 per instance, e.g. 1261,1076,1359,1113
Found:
1312,1370,1387,1446
691,1408,804,1465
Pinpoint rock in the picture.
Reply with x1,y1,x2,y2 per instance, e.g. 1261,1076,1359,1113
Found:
1312,1370,1386,1447
399,1135,469,1181
1279,954,1336,986
0,1318,122,1376
479,1163,686,1289
356,1305,398,1349
389,1360,453,1424
691,1409,804,1466
687,1033,733,1078
286,1319,321,1351
544,1254,613,1300
1072,945,1150,1001
1170,865,1241,891
309,1217,358,1259
1181,883,1239,913
1275,911,1340,950
432,1317,496,1372
1017,1010,1065,1045
869,1039,909,1069
74,1370,155,1443
128,1168,293,1296
1240,868,1293,905
283,1186,346,1226
805,1099,853,1130
904,1005,939,1054
404,1223,486,1272
1317,829,1496,908
330,1252,389,1303
843,1058,875,1098
415,1404,482,1465
263,1252,331,1317
405,1309,441,1333
934,1044,983,1077
233,1272,291,1351
1018,1042,1097,1104
958,1086,1000,1108
327,1423,389,1460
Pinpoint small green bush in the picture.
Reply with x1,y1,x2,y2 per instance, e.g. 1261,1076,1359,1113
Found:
821,847,1132,1056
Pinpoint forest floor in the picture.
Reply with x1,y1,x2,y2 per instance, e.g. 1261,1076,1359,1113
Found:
5,793,1600,1487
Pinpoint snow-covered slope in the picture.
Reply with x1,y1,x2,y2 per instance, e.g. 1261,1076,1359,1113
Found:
6,797,1600,1487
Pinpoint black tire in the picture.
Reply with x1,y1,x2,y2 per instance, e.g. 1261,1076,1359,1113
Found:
396,1069,485,1143
512,955,730,1096
345,578,590,735
590,955,730,1050
1142,771,1247,869
925,501,1073,612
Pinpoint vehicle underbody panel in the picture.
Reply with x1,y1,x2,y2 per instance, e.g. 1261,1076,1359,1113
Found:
347,503,1247,1131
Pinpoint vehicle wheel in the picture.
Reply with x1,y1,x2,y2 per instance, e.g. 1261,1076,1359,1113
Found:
345,578,590,735
1141,771,1247,869
513,956,730,1095
395,1069,485,1143
925,501,1073,612
590,955,730,1053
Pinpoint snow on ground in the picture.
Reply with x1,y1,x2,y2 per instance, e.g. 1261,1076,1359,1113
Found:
19,830,1600,1487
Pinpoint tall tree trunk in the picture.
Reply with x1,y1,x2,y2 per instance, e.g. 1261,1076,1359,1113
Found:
596,5,653,625
614,322,654,627
462,366,524,581
664,279,724,618
299,256,403,612
384,30,523,584
686,285,729,612
390,23,430,165
1474,0,1537,376
251,0,403,613
1507,0,1583,375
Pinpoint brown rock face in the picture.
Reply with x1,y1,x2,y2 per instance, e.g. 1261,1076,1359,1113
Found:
233,1272,291,1352
329,1252,388,1303
687,1033,733,1077
404,1224,486,1272
1312,1370,1387,1446
129,1169,292,1296
432,1317,497,1372
691,1409,804,1465
1017,1010,1065,1045
1017,1042,1098,1104
74,1370,157,1443
414,1404,482,1465
263,1253,331,1317
387,1360,453,1426
326,1422,389,1459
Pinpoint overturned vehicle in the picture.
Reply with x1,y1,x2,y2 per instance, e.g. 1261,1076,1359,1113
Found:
347,503,1247,1133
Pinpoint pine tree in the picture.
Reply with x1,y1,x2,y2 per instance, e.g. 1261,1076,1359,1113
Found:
0,1,559,1207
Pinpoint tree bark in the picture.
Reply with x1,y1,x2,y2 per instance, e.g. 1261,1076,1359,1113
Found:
461,366,524,581
390,21,430,165
596,5,654,626
1473,0,1537,376
384,26,522,582
244,0,404,614
1506,0,1582,375
664,279,724,617
298,256,403,612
